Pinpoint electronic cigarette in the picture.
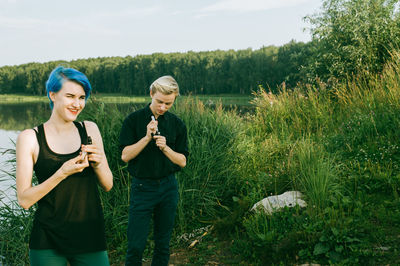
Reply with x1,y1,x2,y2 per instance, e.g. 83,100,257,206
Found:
81,136,92,160
151,116,161,136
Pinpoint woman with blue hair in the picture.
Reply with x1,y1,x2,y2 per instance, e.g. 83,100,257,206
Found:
16,66,113,266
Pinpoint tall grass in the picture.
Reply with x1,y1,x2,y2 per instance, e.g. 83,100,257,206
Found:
290,138,341,214
249,82,336,141
233,52,400,265
0,147,35,265
173,98,244,232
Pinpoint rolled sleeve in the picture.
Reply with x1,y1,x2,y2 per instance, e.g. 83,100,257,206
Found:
176,123,189,158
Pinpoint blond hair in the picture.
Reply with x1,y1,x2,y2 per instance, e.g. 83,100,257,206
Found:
150,76,179,95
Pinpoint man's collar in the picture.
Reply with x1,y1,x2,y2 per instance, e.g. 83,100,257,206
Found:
144,104,153,118
145,103,169,120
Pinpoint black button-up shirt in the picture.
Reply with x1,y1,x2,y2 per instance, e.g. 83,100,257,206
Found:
119,104,189,179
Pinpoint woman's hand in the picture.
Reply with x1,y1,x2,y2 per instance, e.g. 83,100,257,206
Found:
83,121,113,191
61,153,90,177
81,143,103,169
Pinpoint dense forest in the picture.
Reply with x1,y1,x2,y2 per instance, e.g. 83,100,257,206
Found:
0,0,399,96
0,45,301,95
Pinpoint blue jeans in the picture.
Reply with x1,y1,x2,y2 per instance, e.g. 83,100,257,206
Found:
125,174,179,266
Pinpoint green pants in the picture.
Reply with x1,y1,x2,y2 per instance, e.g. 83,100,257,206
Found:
29,249,109,266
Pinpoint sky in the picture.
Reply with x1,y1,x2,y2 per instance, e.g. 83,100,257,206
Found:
0,0,323,67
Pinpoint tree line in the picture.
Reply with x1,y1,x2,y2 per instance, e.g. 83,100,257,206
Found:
0,0,398,96
0,46,305,95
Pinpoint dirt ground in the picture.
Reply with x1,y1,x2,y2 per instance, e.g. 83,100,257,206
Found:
115,240,247,266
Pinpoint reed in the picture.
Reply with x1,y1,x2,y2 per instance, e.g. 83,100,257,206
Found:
0,146,35,265
290,138,341,214
173,98,244,232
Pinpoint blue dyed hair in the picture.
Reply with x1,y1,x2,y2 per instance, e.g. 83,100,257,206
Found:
46,66,92,109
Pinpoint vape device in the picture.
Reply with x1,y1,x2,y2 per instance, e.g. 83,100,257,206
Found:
151,116,161,136
81,136,92,160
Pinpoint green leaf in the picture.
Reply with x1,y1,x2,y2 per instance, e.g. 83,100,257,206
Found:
331,227,339,236
319,235,328,242
314,243,330,256
328,251,343,263
335,245,344,253
256,233,266,241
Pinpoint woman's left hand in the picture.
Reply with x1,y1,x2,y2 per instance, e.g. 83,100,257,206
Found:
81,144,103,169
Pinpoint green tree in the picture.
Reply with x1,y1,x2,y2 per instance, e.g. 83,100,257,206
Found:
276,41,313,87
305,0,400,80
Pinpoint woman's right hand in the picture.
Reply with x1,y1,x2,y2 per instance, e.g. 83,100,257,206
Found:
60,153,89,178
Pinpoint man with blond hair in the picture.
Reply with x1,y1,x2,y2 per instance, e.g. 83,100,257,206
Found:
120,76,189,266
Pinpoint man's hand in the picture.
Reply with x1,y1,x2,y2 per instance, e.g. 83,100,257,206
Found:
153,135,186,168
146,119,158,139
153,135,167,151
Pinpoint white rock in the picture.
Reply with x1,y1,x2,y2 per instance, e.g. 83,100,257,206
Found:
251,191,307,214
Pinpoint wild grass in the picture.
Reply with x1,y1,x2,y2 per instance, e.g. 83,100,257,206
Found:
231,52,400,265
173,98,244,232
0,146,35,265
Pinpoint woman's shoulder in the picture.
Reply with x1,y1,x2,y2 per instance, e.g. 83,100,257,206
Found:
81,120,101,137
18,128,37,139
17,128,39,149
81,120,99,132
82,120,98,128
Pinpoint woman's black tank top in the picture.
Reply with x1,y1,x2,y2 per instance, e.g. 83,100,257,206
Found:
29,121,106,255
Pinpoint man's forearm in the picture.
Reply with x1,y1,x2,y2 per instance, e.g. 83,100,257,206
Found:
162,146,186,168
121,135,151,162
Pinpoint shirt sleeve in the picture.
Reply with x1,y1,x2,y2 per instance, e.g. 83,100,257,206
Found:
119,115,137,153
175,121,189,158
